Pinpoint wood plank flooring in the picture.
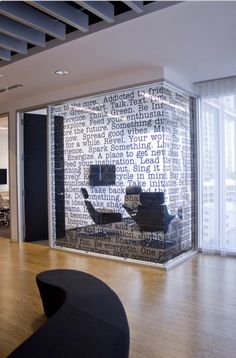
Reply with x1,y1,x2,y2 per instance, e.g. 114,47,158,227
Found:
0,228,10,239
0,237,236,358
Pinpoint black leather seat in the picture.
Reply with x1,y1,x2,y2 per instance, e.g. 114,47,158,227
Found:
125,192,175,234
81,188,122,225
123,186,142,216
8,269,130,358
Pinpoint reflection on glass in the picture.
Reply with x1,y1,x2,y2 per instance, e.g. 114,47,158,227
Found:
201,95,236,252
0,116,10,238
225,112,236,251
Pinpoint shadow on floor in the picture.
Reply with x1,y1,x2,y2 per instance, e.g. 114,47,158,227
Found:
0,227,10,238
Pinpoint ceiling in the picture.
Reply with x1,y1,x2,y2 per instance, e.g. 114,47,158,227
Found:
0,1,236,105
0,1,178,64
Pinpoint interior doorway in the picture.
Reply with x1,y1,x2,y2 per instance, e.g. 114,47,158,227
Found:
0,114,10,239
18,108,49,244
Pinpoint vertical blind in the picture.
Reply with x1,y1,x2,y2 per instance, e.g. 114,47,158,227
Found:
196,78,236,253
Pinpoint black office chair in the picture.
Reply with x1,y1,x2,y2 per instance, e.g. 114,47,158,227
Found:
81,188,122,225
125,192,175,234
123,186,142,216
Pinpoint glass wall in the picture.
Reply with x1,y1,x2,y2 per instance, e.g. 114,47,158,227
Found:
0,115,10,238
49,81,196,266
201,95,236,253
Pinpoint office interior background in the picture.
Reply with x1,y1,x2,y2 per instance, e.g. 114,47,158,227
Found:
0,1,236,357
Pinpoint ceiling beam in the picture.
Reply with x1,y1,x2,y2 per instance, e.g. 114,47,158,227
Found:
123,1,144,14
76,1,114,23
0,47,11,61
30,1,89,32
0,15,45,47
0,2,66,40
0,33,27,54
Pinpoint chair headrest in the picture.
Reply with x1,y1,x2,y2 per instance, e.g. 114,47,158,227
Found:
126,186,142,195
140,192,165,206
81,187,89,199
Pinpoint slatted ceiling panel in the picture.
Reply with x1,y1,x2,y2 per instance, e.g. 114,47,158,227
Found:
0,47,11,61
0,33,28,54
0,14,46,47
122,1,144,14
111,1,133,16
0,1,181,65
29,1,89,32
68,2,104,26
75,1,115,23
0,1,66,40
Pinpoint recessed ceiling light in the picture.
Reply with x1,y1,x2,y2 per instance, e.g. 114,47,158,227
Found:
0,74,4,77
55,70,69,75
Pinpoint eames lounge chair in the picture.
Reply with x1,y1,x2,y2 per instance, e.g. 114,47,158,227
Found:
123,186,142,216
81,188,122,225
124,191,175,234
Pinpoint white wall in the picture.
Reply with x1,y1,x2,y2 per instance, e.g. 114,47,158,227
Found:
0,66,194,242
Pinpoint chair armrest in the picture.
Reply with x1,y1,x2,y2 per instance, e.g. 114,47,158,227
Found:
96,208,116,213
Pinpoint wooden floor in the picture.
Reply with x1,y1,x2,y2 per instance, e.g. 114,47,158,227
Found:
0,238,236,358
0,227,10,239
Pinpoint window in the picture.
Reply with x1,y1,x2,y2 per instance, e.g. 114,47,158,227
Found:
201,95,236,253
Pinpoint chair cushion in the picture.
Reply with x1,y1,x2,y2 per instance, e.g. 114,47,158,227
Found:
125,186,142,195
140,192,165,206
